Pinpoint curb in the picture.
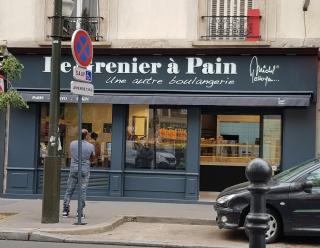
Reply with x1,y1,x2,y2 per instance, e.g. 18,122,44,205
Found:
29,231,65,242
41,216,216,235
41,216,126,235
63,239,231,248
0,216,226,248
0,228,33,241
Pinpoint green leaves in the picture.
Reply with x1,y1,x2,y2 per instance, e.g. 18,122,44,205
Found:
2,56,24,82
0,55,28,111
0,89,29,111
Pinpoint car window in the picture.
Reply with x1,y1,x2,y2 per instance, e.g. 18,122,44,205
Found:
274,158,320,182
306,167,320,187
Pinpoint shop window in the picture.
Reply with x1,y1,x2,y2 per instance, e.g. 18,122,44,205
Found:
125,105,187,170
201,115,260,166
201,114,282,167
263,115,281,169
39,103,112,169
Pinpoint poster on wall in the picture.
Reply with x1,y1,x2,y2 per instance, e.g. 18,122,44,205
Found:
103,123,112,133
82,123,92,133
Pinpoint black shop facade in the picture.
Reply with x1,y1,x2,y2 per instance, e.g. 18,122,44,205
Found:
1,48,317,201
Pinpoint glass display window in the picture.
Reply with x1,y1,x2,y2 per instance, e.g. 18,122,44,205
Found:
200,113,282,167
263,115,282,168
125,105,187,170
39,103,112,169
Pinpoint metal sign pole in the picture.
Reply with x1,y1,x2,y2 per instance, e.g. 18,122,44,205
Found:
76,95,83,225
75,0,84,226
70,0,92,225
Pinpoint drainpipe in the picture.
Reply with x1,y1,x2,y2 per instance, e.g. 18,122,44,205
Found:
0,41,9,195
303,0,310,11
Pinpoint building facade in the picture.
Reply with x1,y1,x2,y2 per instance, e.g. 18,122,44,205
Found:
0,0,319,201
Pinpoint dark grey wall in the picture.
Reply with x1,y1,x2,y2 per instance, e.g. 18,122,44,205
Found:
123,172,187,199
185,108,201,200
109,104,127,197
6,104,38,194
282,104,316,170
0,111,5,194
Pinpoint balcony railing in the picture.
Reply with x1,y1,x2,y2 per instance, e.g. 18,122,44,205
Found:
48,16,104,41
201,15,260,40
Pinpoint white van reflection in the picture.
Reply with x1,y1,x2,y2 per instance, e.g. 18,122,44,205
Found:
126,141,176,169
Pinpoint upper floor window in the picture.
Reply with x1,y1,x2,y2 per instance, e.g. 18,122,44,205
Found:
201,0,260,41
48,0,103,41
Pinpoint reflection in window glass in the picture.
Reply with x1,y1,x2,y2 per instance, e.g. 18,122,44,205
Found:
125,105,187,170
39,103,112,169
263,115,281,167
306,168,320,187
200,115,260,166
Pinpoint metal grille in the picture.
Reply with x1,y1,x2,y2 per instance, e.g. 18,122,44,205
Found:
48,16,104,41
204,0,254,40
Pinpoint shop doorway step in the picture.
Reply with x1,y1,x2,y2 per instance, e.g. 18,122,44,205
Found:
199,191,219,203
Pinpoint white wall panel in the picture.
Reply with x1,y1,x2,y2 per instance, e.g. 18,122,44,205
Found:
276,0,305,38
0,0,45,42
305,0,320,38
116,0,196,39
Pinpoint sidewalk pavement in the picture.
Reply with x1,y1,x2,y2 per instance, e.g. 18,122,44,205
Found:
0,198,318,248
0,197,221,247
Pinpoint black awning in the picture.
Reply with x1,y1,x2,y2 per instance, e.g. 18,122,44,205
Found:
21,92,311,107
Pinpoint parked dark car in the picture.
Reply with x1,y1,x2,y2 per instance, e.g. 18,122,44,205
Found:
214,158,320,243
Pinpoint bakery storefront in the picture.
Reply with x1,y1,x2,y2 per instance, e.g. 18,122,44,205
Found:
1,48,317,200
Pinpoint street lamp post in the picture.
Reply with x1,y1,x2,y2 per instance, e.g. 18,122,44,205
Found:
41,0,62,223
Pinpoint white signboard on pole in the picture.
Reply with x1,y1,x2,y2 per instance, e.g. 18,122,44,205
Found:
70,81,94,96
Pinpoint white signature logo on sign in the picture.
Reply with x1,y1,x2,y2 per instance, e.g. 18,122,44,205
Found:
249,56,280,86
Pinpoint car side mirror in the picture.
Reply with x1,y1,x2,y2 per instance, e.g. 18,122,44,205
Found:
302,181,313,193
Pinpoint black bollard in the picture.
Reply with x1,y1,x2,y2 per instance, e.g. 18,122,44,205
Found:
245,158,272,248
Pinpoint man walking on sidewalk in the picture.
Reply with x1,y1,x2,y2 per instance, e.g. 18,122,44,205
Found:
62,129,95,218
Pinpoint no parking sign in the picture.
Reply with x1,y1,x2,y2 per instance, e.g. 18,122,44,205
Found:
70,29,94,225
71,29,93,68
71,29,94,96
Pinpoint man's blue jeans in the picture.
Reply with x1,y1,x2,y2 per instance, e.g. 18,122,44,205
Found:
63,171,90,211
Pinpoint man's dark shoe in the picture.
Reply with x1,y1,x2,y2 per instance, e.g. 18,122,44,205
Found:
62,210,69,217
62,205,70,217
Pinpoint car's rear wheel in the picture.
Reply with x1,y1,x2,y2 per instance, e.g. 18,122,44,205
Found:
244,208,281,244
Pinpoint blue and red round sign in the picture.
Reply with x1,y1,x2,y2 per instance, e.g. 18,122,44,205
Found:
71,29,93,68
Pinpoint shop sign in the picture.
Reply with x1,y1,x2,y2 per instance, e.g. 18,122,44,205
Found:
15,54,317,94
20,93,90,103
